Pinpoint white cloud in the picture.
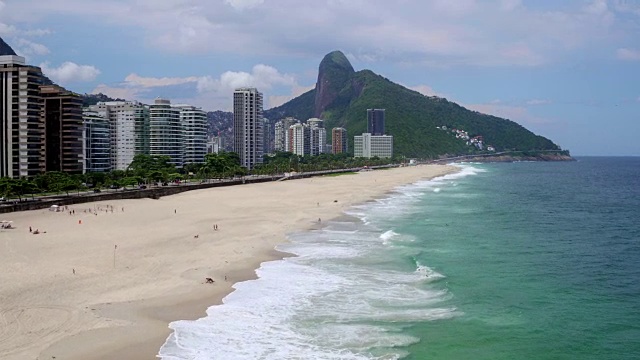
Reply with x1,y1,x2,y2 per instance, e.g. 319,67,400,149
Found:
0,22,14,35
40,62,101,84
197,64,296,93
92,64,302,110
616,48,640,61
22,28,51,37
15,39,49,56
2,0,624,67
124,73,200,88
224,0,264,10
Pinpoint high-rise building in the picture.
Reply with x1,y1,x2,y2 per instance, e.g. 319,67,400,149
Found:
367,109,385,135
288,123,310,157
0,39,45,178
88,101,149,170
354,133,393,158
149,98,183,167
307,118,326,156
332,127,348,154
262,118,275,155
83,110,112,173
173,104,207,165
40,85,84,173
207,136,224,154
274,117,298,152
233,88,263,169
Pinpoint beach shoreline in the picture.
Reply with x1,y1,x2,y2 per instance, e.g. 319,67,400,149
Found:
0,165,457,360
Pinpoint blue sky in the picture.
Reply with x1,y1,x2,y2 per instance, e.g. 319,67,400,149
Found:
1,0,639,155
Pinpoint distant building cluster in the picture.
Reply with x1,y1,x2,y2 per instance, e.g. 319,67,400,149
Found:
1,34,398,180
437,126,495,152
0,44,208,178
84,98,208,172
272,117,327,157
354,109,394,159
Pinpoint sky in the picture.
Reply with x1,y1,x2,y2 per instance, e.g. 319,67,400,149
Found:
0,0,639,156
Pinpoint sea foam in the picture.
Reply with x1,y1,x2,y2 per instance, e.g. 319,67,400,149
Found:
159,165,477,360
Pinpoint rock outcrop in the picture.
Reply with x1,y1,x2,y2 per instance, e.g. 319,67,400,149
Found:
314,51,355,117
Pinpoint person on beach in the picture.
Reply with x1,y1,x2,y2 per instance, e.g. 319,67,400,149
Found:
29,226,32,233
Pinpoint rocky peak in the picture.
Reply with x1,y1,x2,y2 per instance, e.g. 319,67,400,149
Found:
314,50,355,117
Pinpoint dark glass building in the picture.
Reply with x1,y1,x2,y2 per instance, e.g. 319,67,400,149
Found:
367,109,385,135
40,84,84,174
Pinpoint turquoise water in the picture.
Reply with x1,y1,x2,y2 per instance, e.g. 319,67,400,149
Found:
160,158,640,359
401,158,640,359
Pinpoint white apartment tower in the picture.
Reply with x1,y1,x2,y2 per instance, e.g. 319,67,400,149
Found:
173,104,207,165
83,110,112,173
288,123,310,157
149,98,183,167
0,40,44,178
233,88,263,169
88,101,149,170
275,117,298,152
307,118,326,156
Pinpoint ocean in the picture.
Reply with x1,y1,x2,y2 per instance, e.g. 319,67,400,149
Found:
159,157,640,360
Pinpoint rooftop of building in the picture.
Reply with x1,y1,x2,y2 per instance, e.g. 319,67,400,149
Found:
0,36,17,56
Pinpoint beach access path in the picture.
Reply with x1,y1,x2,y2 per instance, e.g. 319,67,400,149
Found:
0,164,457,360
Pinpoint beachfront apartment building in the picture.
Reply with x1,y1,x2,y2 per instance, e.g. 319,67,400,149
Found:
354,133,393,159
83,110,112,173
307,118,326,156
262,118,275,155
40,84,84,174
332,127,348,154
173,104,207,165
233,88,263,169
274,117,298,152
0,40,45,178
149,98,183,168
288,122,310,157
88,101,149,171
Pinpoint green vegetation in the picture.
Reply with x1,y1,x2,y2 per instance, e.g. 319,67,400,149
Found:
252,152,393,175
0,152,396,201
80,93,124,107
265,51,562,159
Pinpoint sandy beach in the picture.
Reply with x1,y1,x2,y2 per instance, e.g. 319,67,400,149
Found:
0,164,456,360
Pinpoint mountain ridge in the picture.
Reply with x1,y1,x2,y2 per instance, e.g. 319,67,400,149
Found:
265,51,563,158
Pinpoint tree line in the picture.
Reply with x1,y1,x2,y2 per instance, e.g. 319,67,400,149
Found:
0,152,394,201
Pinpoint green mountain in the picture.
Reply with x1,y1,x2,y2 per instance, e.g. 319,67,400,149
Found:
265,51,562,158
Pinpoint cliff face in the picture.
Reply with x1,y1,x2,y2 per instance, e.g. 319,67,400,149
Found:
314,51,355,117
